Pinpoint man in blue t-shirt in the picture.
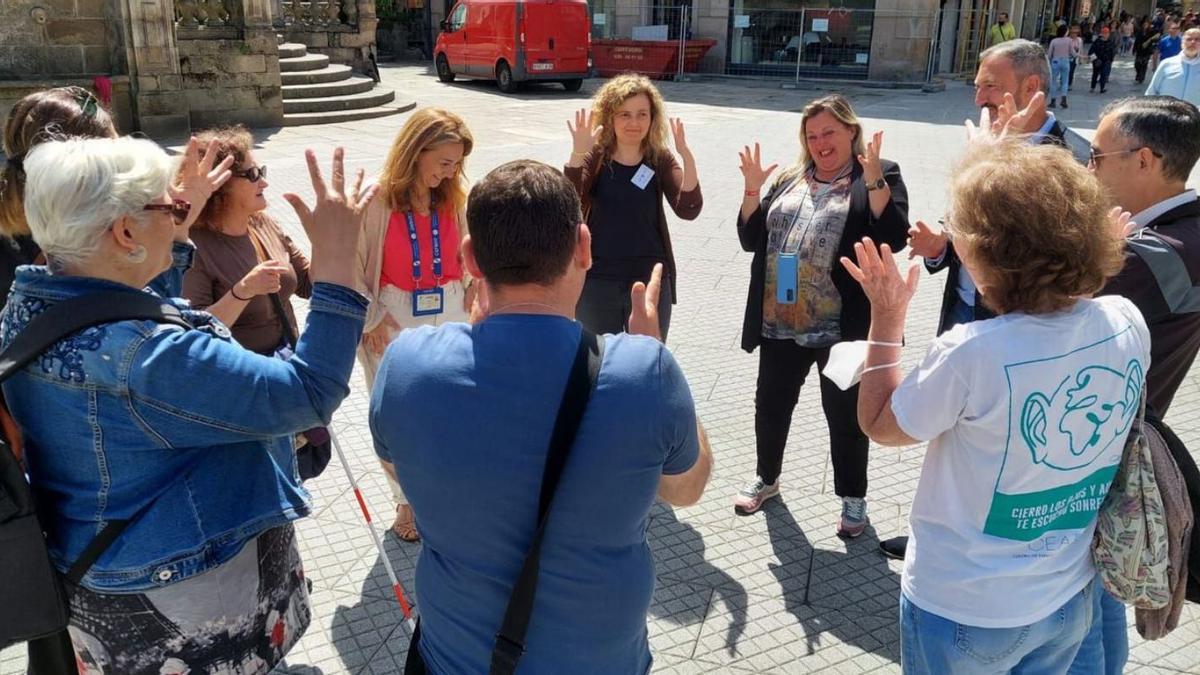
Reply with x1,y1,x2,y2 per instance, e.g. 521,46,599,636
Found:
1160,21,1183,59
370,159,713,674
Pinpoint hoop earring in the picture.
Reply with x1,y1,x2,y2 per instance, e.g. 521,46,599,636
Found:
127,245,147,264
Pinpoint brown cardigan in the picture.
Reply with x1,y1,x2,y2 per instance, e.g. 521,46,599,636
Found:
563,148,702,303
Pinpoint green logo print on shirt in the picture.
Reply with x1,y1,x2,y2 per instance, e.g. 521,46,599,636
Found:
985,334,1144,542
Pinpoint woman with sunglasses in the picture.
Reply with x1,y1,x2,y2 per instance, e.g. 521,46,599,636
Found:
182,126,313,356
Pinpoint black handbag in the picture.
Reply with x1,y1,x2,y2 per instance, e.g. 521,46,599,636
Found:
404,329,604,675
0,292,191,673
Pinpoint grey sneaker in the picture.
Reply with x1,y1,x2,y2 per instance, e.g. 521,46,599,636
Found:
734,477,780,514
837,497,868,538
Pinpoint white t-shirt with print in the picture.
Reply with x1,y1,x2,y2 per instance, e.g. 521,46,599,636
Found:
892,296,1150,628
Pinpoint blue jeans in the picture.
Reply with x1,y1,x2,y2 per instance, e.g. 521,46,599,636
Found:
900,580,1094,675
1051,57,1071,99
1066,581,1128,675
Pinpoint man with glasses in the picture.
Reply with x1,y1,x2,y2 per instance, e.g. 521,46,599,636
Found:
1066,94,1200,675
879,39,1091,562
1146,27,1200,107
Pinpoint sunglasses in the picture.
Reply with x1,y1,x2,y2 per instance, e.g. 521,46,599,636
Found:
143,199,192,225
233,165,268,182
1088,145,1163,166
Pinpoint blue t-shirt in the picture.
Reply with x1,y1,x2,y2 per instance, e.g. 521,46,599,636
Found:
1160,34,1182,58
370,315,699,674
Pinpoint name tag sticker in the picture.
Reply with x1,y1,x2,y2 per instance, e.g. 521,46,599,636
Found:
631,164,655,190
412,287,445,316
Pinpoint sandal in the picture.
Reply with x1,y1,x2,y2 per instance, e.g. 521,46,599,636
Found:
391,503,420,542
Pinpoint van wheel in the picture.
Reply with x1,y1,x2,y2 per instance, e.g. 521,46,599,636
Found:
436,54,455,82
496,61,517,93
562,78,583,92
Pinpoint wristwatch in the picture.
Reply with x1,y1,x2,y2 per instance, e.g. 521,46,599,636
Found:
866,177,887,192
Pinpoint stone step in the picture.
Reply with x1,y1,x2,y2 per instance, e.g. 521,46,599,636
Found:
279,52,330,72
278,42,308,59
282,102,415,127
282,75,376,99
280,64,353,85
283,88,396,114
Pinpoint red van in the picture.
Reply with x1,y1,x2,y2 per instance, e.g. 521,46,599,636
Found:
435,0,591,93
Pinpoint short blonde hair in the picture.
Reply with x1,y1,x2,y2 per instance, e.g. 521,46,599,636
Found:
779,94,867,184
22,136,171,270
379,108,473,214
589,73,670,166
947,141,1123,315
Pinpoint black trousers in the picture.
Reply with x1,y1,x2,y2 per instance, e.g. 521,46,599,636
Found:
1091,60,1112,89
1069,59,1077,86
754,338,868,497
576,274,673,341
1135,54,1151,82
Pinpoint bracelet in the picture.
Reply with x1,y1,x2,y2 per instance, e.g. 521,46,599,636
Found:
744,189,760,197
862,361,902,375
230,285,251,302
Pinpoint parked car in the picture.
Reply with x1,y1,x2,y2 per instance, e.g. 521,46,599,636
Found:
435,0,591,93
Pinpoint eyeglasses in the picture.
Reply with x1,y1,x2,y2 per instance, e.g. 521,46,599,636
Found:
143,199,192,225
232,165,267,182
63,86,98,119
1088,146,1164,167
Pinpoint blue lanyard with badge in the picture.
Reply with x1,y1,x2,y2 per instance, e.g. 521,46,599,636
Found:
776,165,851,305
406,210,444,316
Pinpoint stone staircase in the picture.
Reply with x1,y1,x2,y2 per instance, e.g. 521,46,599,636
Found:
278,42,412,126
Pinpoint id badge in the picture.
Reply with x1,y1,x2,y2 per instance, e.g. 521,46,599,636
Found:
412,287,445,317
776,253,798,305
631,164,655,190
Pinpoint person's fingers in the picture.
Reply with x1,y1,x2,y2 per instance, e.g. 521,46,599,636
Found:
303,150,326,199
754,142,761,165
180,138,201,175
282,193,313,226
905,261,922,293
355,183,380,212
879,243,898,276
351,168,365,204
874,131,883,157
764,163,778,177
839,256,866,283
630,281,647,316
331,147,346,196
859,237,883,271
198,138,221,172
645,263,663,309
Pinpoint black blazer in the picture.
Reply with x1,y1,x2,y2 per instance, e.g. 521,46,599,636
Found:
928,121,1085,335
736,159,910,353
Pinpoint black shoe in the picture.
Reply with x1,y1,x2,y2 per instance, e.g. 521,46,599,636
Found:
1048,99,1057,108
1101,88,1107,93
879,535,909,560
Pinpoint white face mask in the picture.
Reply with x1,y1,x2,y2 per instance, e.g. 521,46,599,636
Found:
822,340,904,390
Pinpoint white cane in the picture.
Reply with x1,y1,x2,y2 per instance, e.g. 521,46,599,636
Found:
328,427,417,631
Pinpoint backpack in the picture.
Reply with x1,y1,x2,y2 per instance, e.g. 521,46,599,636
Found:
0,291,190,665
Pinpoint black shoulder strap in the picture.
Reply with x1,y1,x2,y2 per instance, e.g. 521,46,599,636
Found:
0,290,191,587
490,329,604,675
0,291,190,384
1127,230,1200,314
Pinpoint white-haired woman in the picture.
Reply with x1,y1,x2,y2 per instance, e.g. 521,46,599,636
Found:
3,136,376,674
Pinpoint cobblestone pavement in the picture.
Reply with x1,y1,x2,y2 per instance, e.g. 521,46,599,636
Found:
5,56,1200,674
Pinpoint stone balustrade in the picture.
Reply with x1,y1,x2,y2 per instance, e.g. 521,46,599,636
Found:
174,0,358,28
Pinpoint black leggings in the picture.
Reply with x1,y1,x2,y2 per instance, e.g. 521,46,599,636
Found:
1092,60,1113,89
754,338,868,497
576,274,673,340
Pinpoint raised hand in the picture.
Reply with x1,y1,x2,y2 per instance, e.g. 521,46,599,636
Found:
282,148,377,289
738,142,778,193
857,130,885,185
670,118,691,156
171,137,235,235
1108,206,1138,242
628,263,664,341
906,220,948,260
567,108,604,157
839,237,920,317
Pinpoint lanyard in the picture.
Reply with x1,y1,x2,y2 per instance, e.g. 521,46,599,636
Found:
780,164,852,252
404,210,442,286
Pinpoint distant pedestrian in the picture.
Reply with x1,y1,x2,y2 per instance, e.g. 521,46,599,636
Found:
989,12,1017,46
1090,25,1117,92
1146,28,1200,106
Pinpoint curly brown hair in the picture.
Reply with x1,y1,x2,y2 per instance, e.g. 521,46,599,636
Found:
947,140,1124,315
589,73,671,166
187,125,256,231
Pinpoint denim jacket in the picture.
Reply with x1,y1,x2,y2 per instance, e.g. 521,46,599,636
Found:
0,243,367,592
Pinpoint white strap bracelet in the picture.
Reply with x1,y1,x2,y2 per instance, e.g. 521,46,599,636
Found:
862,340,903,374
